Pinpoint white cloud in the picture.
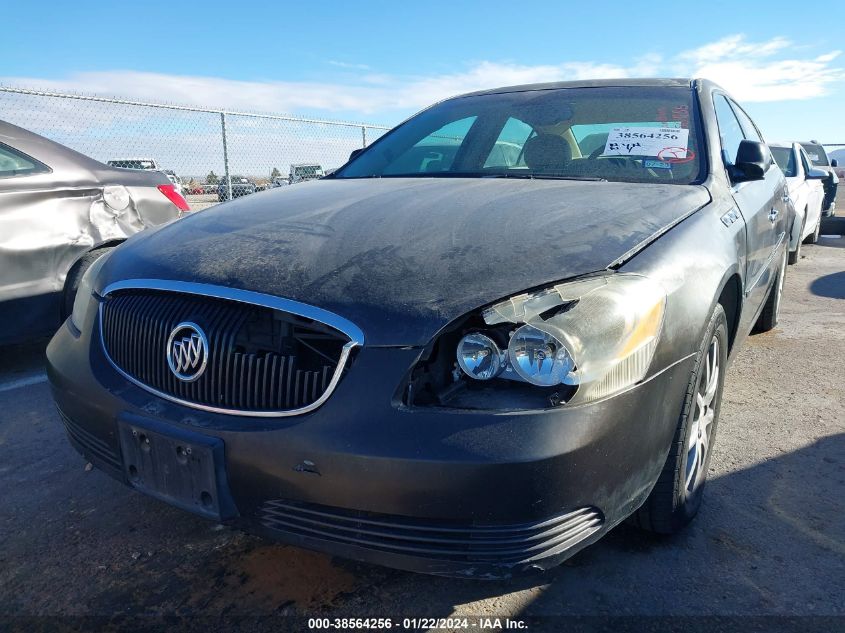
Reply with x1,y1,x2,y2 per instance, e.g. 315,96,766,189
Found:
328,60,372,70
3,34,842,178
675,35,844,101
1,35,842,121
679,34,791,64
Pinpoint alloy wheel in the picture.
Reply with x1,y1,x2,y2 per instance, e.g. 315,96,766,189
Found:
685,337,719,493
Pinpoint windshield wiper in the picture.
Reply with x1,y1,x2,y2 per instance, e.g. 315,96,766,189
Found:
335,172,607,181
494,173,606,182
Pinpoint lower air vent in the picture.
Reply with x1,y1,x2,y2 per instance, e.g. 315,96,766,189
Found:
259,499,603,563
59,410,121,470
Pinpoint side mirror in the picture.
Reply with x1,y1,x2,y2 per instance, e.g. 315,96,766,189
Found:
831,158,838,168
807,167,829,180
732,140,772,182
349,148,364,162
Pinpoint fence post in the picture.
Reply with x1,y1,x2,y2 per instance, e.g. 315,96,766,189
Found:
221,112,232,201
362,126,367,148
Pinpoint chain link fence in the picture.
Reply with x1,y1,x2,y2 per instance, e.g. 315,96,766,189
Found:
0,86,391,210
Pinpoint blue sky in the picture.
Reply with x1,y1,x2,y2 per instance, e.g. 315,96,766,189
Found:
3,0,845,142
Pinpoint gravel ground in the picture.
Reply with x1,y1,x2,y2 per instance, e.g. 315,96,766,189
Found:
185,193,220,212
1,194,843,631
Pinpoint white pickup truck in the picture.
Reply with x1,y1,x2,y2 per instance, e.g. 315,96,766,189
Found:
289,163,323,184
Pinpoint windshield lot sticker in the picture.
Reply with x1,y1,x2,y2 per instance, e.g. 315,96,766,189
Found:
657,147,696,163
603,127,689,157
644,159,672,169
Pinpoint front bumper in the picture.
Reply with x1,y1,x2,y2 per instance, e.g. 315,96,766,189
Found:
47,318,692,578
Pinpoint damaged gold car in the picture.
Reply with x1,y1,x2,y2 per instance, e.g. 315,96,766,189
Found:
0,120,191,344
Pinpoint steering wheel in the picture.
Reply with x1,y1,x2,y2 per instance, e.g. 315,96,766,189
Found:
587,146,641,168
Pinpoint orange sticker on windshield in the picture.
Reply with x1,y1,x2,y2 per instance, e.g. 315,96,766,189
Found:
657,147,696,163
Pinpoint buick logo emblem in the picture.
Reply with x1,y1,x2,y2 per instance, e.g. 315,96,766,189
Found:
166,322,208,382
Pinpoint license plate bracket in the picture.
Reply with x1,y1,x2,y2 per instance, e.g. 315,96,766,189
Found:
118,417,237,521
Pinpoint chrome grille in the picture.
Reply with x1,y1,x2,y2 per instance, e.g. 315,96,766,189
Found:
100,288,355,415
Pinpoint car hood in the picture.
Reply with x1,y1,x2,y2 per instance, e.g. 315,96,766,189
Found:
102,178,710,346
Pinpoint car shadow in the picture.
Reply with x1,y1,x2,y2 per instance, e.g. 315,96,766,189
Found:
166,434,844,626
809,271,845,299
3,381,843,628
509,433,845,621
0,337,50,381
819,215,845,237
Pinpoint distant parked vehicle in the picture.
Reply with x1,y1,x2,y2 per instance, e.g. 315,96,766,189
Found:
107,158,160,170
289,163,323,184
270,176,289,188
217,176,257,201
830,149,845,179
162,170,185,197
799,141,839,216
770,142,826,264
0,120,190,344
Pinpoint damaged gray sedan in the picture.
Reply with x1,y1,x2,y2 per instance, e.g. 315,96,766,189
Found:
0,120,190,344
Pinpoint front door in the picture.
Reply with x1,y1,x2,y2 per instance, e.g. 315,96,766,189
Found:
712,94,786,312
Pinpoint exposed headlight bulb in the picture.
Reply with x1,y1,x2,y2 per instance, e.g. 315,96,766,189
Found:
456,332,506,380
508,325,574,386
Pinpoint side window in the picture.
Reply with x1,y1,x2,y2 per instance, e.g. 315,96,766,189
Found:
713,95,745,167
0,143,49,178
382,116,477,175
484,117,535,168
799,149,813,175
771,147,797,177
786,149,798,177
729,101,763,143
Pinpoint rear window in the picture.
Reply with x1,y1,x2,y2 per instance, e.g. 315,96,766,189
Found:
108,160,156,169
336,86,704,185
0,143,50,178
771,147,797,177
293,165,323,177
800,144,829,166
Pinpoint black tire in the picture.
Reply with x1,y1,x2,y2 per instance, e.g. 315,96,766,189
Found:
62,248,112,319
786,228,804,266
753,246,787,333
804,212,821,245
630,303,728,534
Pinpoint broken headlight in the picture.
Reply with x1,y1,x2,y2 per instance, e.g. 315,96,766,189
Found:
408,274,666,410
477,274,666,404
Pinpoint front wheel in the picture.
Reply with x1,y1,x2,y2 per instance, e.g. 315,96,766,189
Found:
631,303,728,534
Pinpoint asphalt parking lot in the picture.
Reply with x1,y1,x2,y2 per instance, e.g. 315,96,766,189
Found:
1,195,843,630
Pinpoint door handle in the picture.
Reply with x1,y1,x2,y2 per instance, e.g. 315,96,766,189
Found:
768,208,779,223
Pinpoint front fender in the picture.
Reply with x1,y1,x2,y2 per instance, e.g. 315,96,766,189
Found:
619,197,746,374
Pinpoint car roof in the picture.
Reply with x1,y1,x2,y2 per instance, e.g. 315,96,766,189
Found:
453,77,696,100
1,119,108,173
0,119,170,188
